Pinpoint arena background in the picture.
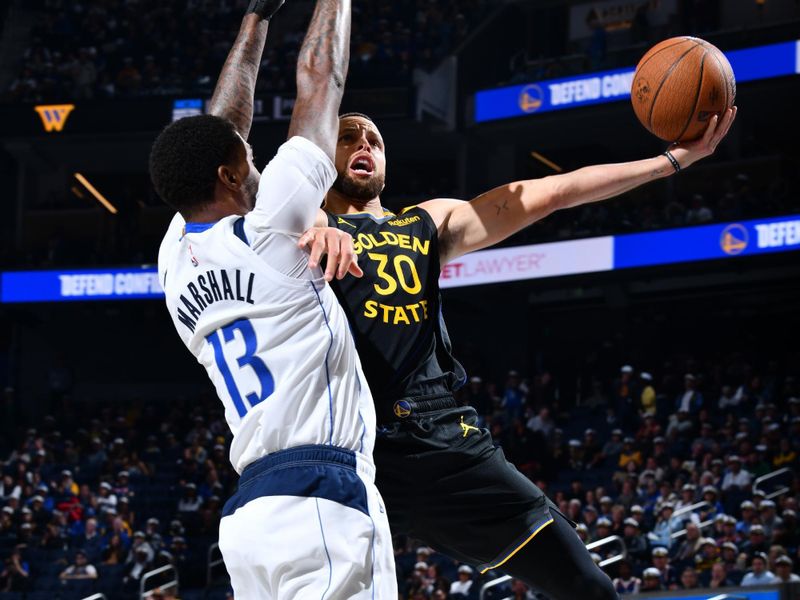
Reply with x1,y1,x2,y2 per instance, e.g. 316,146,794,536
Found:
0,0,799,599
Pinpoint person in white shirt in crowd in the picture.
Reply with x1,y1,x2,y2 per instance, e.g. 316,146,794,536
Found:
96,481,118,512
59,550,98,581
675,374,703,414
721,455,752,493
741,553,778,586
449,565,475,598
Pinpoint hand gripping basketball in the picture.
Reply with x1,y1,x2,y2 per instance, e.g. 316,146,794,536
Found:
668,106,737,171
247,0,286,20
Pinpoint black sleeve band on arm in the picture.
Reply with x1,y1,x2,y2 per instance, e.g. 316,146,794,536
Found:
247,0,285,20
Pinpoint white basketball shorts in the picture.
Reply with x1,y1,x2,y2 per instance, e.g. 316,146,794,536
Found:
218,445,397,599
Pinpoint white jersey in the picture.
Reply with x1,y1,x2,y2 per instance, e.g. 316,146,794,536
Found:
158,137,376,474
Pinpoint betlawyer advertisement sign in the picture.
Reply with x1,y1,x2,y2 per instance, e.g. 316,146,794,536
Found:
439,237,614,288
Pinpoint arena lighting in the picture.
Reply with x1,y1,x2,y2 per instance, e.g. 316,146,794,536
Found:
73,173,118,214
530,151,563,173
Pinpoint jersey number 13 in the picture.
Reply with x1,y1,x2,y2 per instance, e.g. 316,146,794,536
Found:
206,318,274,418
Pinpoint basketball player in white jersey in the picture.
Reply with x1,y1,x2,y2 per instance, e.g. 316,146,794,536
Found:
149,1,396,598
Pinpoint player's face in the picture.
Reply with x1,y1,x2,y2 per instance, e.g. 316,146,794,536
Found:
333,116,386,201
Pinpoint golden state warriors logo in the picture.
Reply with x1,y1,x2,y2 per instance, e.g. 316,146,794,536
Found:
519,85,544,113
720,224,748,255
393,400,412,419
34,104,75,133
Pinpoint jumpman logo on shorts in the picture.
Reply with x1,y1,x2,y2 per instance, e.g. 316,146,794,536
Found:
459,416,480,438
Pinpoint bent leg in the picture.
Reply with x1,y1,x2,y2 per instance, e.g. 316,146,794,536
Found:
503,510,619,600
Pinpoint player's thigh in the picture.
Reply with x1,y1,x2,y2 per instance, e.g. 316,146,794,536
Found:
363,478,398,600
415,441,551,566
220,494,386,600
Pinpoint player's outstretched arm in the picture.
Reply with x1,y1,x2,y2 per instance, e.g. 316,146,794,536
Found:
287,0,351,160
207,0,286,139
422,107,736,265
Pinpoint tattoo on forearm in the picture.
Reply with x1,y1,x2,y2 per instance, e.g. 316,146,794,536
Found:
297,0,349,87
494,199,509,216
209,19,269,138
650,167,667,177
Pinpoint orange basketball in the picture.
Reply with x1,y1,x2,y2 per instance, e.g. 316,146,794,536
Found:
631,36,736,143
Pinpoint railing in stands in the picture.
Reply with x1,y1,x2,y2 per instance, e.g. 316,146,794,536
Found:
207,542,226,587
672,501,710,521
479,574,512,600
586,535,627,569
81,595,108,600
671,519,714,541
705,594,749,600
479,534,628,599
754,467,794,501
140,564,179,600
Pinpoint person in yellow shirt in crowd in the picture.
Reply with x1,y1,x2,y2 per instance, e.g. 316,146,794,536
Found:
639,372,657,417
619,437,643,470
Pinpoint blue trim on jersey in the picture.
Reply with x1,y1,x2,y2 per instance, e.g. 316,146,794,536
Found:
315,497,333,600
310,282,335,445
222,445,368,517
233,217,249,245
184,222,217,233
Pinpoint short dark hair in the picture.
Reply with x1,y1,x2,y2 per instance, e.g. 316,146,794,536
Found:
339,112,375,123
149,115,242,213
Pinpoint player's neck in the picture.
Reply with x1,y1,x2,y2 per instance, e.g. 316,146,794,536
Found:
324,189,384,218
184,198,246,223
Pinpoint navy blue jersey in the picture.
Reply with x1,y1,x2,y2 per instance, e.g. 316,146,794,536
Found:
326,207,466,413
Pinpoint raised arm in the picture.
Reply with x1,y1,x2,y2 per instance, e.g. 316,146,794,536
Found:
207,1,286,139
423,107,737,265
287,0,351,160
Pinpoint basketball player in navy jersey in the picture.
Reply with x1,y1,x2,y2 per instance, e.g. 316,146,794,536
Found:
303,107,736,600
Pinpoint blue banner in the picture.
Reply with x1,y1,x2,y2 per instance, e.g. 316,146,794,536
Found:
1,268,163,303
2,216,799,301
614,214,800,269
474,40,800,123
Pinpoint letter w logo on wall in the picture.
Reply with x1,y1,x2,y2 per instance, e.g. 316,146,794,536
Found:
34,104,75,133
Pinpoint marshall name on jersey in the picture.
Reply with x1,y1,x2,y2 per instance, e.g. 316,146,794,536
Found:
174,268,256,333
327,207,466,412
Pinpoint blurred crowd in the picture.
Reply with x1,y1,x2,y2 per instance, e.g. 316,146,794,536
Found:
4,0,488,103
1,346,799,599
512,167,796,248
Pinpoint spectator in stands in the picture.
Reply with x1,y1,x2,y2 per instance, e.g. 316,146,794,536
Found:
675,374,704,414
639,372,656,417
101,533,128,565
123,543,153,591
449,564,475,599
0,545,29,592
706,561,735,588
501,370,525,421
721,455,752,492
612,559,640,595
59,549,98,581
742,525,770,558
462,376,493,418
759,500,783,538
741,552,778,586
675,523,704,565
640,567,663,591
622,517,649,564
774,555,800,583
679,566,700,590
619,437,642,470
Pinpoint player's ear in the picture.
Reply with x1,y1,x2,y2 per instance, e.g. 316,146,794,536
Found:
217,165,240,191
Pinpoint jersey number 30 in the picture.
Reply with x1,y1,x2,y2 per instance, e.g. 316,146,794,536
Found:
206,318,274,418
